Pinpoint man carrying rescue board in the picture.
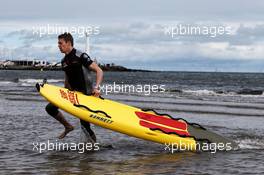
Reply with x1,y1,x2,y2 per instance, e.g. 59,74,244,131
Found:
45,32,103,142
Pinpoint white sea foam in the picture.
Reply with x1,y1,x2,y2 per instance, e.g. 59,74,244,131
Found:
183,89,217,95
19,79,63,83
182,89,264,98
237,138,264,150
0,81,16,86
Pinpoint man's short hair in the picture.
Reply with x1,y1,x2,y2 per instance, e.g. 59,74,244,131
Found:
58,32,74,46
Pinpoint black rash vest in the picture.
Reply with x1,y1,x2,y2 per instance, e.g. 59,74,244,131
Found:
61,48,93,95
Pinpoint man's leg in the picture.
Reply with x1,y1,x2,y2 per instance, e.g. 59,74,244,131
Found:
45,103,74,139
80,119,96,142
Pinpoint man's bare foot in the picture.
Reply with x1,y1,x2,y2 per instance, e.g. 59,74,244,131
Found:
58,126,74,139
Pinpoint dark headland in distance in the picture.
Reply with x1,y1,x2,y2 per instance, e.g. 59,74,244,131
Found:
0,60,152,72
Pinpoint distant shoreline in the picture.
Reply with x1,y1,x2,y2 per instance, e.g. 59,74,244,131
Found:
1,66,263,74
0,66,153,72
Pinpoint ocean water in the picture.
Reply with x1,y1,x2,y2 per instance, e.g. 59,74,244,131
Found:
0,70,264,174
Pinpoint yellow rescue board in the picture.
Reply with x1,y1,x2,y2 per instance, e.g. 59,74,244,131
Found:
37,83,197,151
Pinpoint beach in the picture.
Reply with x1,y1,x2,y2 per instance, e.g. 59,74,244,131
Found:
0,70,264,174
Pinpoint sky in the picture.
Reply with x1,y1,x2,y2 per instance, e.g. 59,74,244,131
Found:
0,0,264,72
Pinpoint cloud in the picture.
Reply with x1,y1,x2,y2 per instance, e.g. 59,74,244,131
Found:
82,21,264,62
1,0,263,71
5,29,57,46
1,19,264,71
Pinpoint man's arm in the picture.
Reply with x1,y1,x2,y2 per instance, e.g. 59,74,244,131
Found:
64,73,72,89
89,62,103,97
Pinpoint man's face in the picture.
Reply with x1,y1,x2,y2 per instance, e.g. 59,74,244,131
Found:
58,38,71,53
